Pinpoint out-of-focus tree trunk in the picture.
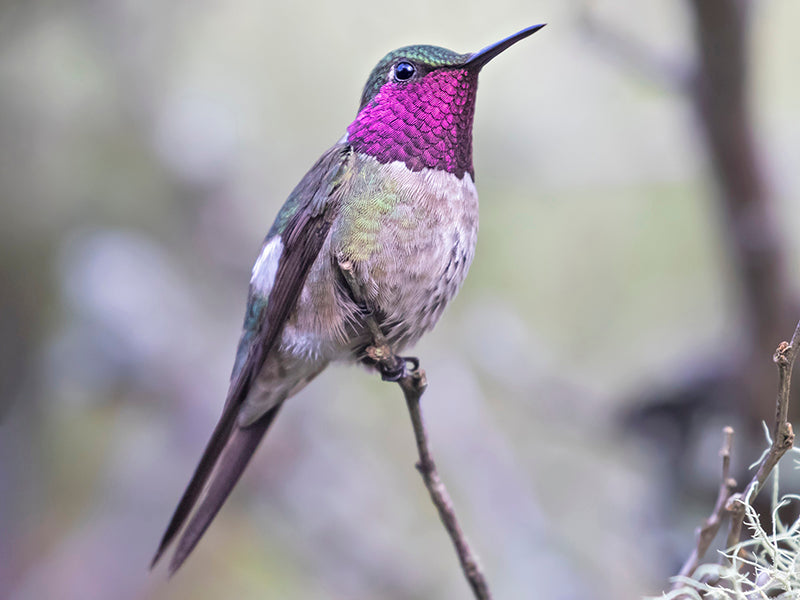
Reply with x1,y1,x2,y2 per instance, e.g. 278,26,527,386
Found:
687,0,795,424
584,0,799,562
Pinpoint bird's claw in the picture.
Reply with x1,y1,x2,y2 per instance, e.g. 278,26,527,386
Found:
380,355,419,381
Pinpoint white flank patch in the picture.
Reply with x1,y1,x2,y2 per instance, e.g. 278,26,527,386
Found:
250,236,283,293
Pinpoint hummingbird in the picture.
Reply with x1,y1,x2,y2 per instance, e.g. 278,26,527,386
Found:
152,24,545,574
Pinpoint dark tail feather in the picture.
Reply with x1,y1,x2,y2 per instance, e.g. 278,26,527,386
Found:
151,403,240,569
150,403,281,572
167,405,282,574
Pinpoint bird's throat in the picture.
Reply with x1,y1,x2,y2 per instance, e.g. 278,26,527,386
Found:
346,69,478,179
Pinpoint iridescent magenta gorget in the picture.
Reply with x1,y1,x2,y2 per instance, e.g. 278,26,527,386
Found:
346,68,478,180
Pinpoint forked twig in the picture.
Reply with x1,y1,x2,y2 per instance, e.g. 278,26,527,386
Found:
670,319,800,597
724,321,800,557
672,427,737,584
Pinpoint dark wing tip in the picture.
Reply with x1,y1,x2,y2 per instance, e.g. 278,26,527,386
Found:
152,142,346,575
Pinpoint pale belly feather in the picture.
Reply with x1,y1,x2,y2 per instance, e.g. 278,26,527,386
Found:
240,156,478,425
331,157,479,350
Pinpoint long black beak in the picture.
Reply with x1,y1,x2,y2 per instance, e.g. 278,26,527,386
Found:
465,24,546,70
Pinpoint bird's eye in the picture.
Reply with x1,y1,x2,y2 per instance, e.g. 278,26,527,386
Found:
393,61,416,82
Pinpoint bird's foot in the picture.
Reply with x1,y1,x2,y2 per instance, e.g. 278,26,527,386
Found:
365,345,418,381
379,354,419,381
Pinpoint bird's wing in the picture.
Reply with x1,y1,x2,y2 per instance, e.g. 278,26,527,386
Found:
152,143,353,574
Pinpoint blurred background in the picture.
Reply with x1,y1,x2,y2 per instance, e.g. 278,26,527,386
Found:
2,0,799,598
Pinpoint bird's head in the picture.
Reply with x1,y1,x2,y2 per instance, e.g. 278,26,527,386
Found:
347,25,545,179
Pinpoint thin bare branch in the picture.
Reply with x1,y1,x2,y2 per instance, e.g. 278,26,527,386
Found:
399,370,492,600
338,258,492,600
724,320,800,556
668,319,799,597
673,426,737,585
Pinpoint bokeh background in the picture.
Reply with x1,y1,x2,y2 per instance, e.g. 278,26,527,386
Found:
2,1,799,599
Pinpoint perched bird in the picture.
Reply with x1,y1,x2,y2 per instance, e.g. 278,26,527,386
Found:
152,24,545,574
